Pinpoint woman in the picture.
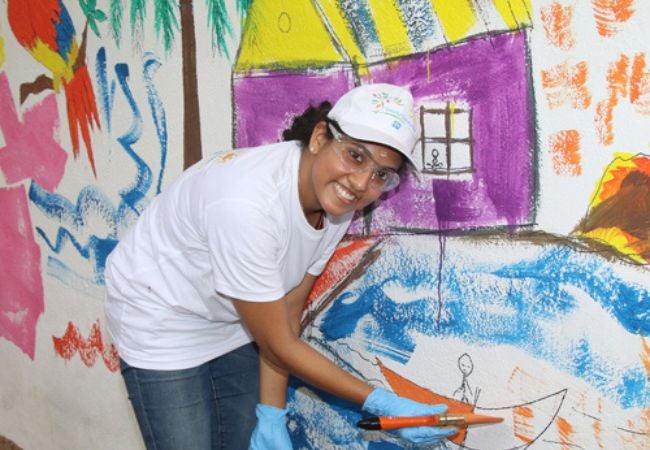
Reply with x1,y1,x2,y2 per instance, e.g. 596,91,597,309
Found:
104,83,456,450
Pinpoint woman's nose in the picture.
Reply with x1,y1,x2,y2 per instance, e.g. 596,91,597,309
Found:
348,169,373,192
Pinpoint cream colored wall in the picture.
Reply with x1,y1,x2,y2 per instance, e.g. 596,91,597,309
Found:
0,1,648,449
0,1,240,449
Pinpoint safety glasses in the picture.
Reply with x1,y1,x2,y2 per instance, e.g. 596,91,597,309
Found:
328,123,401,192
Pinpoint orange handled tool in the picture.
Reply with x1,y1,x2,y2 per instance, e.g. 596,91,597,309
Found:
357,413,503,430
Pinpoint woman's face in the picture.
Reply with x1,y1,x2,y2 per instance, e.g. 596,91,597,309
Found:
309,123,404,217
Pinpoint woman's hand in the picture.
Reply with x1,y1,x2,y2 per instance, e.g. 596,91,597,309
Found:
362,388,458,445
249,404,292,450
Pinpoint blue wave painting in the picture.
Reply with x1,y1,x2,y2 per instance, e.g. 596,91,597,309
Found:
289,234,649,449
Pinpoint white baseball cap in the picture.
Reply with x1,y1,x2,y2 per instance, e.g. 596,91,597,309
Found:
327,83,421,169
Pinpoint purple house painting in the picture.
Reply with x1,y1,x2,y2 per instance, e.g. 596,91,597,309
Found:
232,0,536,235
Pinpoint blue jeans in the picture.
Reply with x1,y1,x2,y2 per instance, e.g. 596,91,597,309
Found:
120,343,260,450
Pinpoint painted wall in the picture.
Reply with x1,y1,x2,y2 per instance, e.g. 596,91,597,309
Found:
1,1,648,449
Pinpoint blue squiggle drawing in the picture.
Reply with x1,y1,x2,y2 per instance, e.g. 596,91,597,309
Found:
143,52,168,194
30,50,168,288
95,48,116,132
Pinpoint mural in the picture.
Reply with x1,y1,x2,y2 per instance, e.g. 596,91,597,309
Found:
0,0,648,449
7,0,101,176
231,0,649,448
290,232,649,448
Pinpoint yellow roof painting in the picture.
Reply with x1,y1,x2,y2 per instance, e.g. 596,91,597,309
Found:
234,0,532,73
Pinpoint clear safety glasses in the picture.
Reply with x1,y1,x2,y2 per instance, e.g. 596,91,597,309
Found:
328,123,401,192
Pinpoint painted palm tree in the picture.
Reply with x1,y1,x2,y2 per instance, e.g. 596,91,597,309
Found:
110,0,251,169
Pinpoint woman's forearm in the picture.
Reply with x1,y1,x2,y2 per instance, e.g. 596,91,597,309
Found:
266,334,374,405
259,354,289,407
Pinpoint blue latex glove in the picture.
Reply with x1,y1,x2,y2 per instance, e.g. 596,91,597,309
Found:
249,404,293,450
362,388,458,445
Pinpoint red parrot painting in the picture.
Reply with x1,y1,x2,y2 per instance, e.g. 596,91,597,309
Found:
8,0,101,176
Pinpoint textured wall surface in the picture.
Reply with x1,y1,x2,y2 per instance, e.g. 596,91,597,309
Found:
1,1,648,449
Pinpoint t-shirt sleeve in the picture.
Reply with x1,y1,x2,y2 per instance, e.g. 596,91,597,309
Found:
204,198,285,302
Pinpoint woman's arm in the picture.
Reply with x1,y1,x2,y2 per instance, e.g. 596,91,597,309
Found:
234,277,373,406
258,273,316,408
243,274,457,447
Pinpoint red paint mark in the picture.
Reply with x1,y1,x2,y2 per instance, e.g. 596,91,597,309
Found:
0,73,67,191
592,0,636,37
0,186,44,359
64,63,100,176
52,320,119,372
6,0,61,51
549,129,581,176
306,238,376,307
513,405,535,444
555,416,575,448
541,61,592,109
540,2,575,50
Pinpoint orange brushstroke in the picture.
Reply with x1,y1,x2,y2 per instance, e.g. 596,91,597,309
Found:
592,0,635,37
620,411,650,449
595,54,629,145
550,129,581,176
555,416,575,448
630,53,650,115
541,61,591,109
52,320,119,372
593,398,605,448
592,419,604,448
513,405,535,444
640,337,650,377
306,237,376,307
378,359,473,445
540,2,575,50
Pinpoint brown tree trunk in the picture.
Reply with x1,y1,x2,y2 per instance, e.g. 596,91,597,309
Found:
180,0,202,169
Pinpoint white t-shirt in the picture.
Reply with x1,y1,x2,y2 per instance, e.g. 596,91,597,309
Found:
104,141,353,370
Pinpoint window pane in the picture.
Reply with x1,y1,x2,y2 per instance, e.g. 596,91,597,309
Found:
423,142,447,171
450,111,470,139
422,111,446,138
449,143,472,171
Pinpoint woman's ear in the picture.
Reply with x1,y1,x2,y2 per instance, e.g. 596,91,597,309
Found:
308,121,329,154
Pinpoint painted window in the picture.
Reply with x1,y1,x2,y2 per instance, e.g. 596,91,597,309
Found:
419,103,473,174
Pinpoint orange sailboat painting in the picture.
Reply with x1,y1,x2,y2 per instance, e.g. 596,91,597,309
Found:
377,359,568,449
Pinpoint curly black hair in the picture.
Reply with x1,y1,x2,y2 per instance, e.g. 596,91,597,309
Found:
282,101,333,148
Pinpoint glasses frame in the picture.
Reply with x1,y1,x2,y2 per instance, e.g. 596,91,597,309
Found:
327,123,401,192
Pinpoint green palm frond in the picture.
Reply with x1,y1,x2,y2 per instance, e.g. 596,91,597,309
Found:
236,0,253,25
130,0,147,36
205,0,232,57
109,0,124,44
155,0,180,53
79,0,107,37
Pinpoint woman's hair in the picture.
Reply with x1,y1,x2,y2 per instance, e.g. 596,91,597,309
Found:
282,101,333,147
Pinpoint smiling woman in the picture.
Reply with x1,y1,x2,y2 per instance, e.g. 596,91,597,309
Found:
103,83,450,450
